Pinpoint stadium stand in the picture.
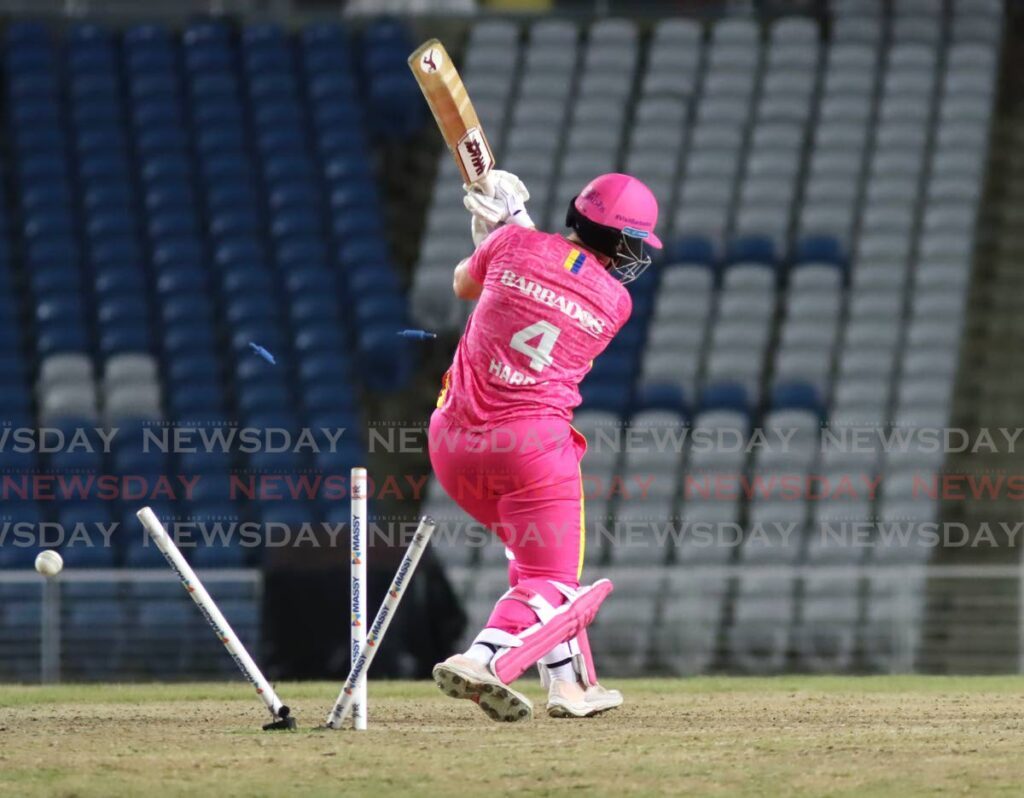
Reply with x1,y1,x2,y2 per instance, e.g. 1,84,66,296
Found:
0,19,417,569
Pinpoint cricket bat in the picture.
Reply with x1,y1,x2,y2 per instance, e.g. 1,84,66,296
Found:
408,38,495,190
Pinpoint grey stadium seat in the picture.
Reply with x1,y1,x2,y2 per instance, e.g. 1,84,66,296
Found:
794,574,860,672
654,571,725,675
587,569,662,676
727,574,795,673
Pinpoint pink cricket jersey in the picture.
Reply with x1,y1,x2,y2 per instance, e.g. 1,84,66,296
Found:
436,225,632,429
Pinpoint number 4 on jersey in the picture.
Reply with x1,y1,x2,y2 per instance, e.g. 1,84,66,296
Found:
510,321,561,372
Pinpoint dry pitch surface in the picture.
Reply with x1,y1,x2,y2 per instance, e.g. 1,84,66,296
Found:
3,677,1024,796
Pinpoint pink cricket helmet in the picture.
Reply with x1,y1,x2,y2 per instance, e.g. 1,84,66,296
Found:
566,173,662,284
574,173,663,249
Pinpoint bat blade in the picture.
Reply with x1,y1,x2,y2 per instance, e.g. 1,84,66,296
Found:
409,38,494,187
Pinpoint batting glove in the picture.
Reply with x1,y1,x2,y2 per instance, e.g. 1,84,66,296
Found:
464,169,535,230
470,214,496,247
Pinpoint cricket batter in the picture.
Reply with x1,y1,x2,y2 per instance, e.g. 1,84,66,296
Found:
429,171,662,721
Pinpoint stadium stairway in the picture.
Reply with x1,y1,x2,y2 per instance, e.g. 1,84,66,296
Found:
927,5,1024,673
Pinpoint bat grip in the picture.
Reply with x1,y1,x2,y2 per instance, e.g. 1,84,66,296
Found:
467,172,495,197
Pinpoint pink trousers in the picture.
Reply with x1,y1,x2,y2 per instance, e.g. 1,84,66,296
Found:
428,411,586,634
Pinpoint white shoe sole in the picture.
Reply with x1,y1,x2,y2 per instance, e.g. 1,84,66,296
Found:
547,693,623,719
433,662,533,723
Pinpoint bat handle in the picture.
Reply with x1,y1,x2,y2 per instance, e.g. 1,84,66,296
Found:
468,172,495,197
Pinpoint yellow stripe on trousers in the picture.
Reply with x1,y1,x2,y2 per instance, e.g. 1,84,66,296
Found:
577,466,586,580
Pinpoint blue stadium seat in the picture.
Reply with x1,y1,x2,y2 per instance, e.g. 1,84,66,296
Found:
270,210,320,242
292,322,344,355
123,538,168,568
98,296,147,326
316,125,365,158
214,237,267,270
36,326,89,357
49,427,103,471
587,351,636,381
331,210,385,244
144,180,194,211
184,43,233,73
636,383,690,415
191,73,238,99
99,324,153,357
359,328,413,394
156,267,208,299
59,543,118,568
168,384,225,417
161,296,213,327
299,352,353,387
770,380,824,416
234,359,285,393
21,182,72,212
68,46,115,76
246,47,292,76
192,99,245,128
285,267,336,297
137,126,189,156
309,71,357,102
258,127,306,157
133,99,180,129
300,21,349,51
24,208,74,239
123,23,172,50
36,294,86,325
30,263,82,296
167,355,220,388
667,234,717,266
794,235,845,267
178,446,234,474
699,382,751,414
727,235,777,266
149,209,198,239
190,539,248,568
289,295,340,326
187,473,234,505
354,295,405,326
249,74,298,101
249,449,300,472
91,234,142,266
260,502,308,530
579,380,631,416
210,208,261,238
83,181,133,212
141,152,191,182
0,503,44,569
125,45,175,74
324,161,374,195
221,265,275,297
238,384,291,416
304,384,357,417
205,177,255,210
5,21,51,47
112,441,170,478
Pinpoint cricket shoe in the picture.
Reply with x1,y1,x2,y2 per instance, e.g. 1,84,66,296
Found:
547,679,623,718
433,655,533,723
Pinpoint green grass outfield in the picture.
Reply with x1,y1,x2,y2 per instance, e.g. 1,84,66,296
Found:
3,677,1024,797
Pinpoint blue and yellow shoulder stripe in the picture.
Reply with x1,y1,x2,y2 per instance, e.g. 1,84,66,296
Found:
562,248,586,274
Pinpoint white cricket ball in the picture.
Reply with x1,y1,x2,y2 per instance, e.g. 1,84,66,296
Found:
34,550,63,578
